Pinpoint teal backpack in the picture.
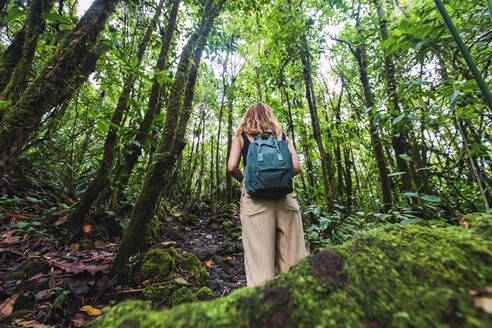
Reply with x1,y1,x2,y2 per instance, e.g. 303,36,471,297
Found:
244,131,294,198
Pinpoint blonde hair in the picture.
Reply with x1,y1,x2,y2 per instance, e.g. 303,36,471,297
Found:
236,102,282,138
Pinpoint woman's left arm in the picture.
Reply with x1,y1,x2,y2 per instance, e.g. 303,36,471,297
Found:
286,137,302,176
227,136,244,182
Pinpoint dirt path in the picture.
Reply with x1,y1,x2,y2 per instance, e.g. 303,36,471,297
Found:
174,206,247,296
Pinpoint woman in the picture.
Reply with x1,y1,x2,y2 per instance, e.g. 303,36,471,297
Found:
227,102,307,287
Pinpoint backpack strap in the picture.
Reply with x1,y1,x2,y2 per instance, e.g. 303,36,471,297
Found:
242,132,250,147
282,132,286,142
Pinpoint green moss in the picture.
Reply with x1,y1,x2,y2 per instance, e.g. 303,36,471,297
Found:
171,287,198,307
92,213,492,328
143,281,181,307
5,270,25,280
176,252,208,286
140,249,175,281
196,287,215,301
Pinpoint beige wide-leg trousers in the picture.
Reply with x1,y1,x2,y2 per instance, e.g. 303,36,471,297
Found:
240,186,307,287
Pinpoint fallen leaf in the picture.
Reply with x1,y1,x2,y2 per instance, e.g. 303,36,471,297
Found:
205,260,212,267
161,241,177,247
459,220,470,228
28,272,43,281
50,260,110,276
474,298,492,314
70,243,80,251
5,212,32,220
79,305,102,316
13,318,54,327
0,294,18,316
1,237,21,245
82,224,93,234
224,257,232,260
174,277,189,285
48,275,56,289
1,230,16,239
53,214,68,227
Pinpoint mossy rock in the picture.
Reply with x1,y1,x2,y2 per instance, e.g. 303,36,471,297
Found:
140,249,176,281
171,287,198,307
196,287,214,301
143,281,181,307
139,248,208,286
176,252,208,286
92,213,492,327
143,281,214,308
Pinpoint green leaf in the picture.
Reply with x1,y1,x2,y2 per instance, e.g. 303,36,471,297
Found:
419,194,441,203
392,113,405,126
41,12,71,25
403,192,419,198
131,140,141,148
0,100,11,110
8,8,25,22
400,218,423,224
96,121,109,134
17,221,29,228
399,154,412,162
388,172,406,177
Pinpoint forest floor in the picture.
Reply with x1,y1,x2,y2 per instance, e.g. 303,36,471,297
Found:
0,173,246,327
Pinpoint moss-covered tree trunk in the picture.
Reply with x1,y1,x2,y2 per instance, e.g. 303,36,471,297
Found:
112,0,181,200
352,22,393,212
373,0,417,196
110,0,225,276
95,213,492,327
0,0,55,105
64,0,166,239
0,0,119,180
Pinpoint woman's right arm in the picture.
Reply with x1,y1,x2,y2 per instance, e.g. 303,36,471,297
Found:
227,135,244,182
286,136,302,176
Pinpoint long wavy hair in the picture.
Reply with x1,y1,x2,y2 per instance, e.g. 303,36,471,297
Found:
236,102,282,138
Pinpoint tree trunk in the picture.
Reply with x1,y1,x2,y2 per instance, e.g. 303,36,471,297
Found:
0,0,55,105
215,45,230,193
187,109,205,198
0,0,119,180
343,145,353,210
96,214,492,328
373,0,415,195
196,119,206,199
113,0,181,199
351,21,393,211
226,79,236,202
111,0,225,276
300,34,338,204
327,83,346,202
65,0,166,238
279,81,307,193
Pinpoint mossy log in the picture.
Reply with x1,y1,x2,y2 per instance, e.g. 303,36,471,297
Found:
93,214,492,327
